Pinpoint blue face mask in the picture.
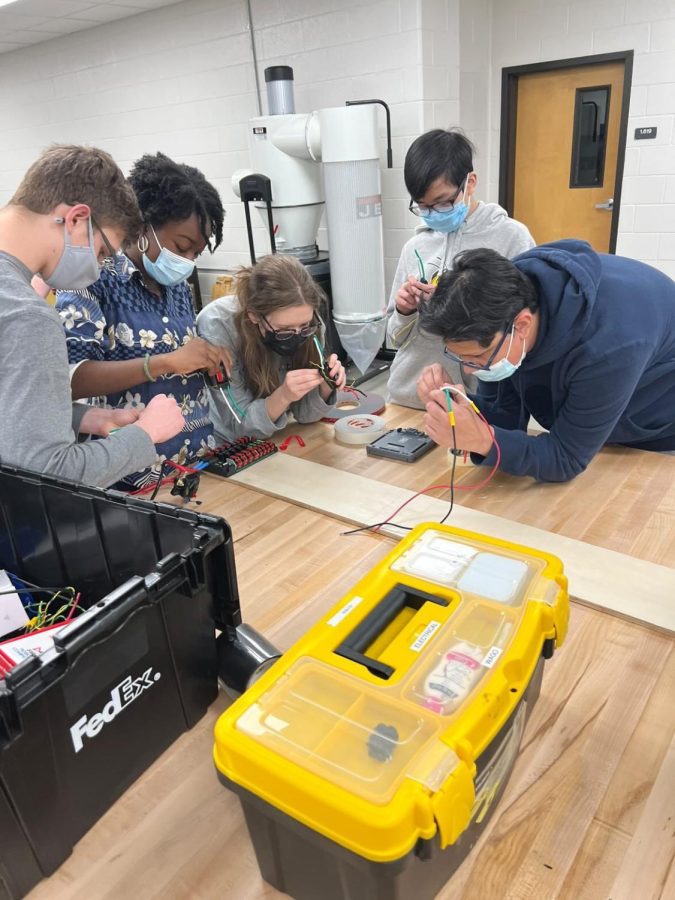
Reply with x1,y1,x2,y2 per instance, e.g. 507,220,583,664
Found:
473,331,526,382
142,225,195,286
420,185,470,234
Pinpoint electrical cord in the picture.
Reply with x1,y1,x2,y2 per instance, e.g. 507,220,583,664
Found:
0,581,80,632
343,389,499,536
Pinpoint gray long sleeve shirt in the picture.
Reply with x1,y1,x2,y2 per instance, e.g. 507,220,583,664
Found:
0,251,156,487
385,202,535,409
196,294,336,442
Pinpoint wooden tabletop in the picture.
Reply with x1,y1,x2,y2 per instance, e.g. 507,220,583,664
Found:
28,403,675,900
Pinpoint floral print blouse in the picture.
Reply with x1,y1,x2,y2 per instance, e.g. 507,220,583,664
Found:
55,254,215,490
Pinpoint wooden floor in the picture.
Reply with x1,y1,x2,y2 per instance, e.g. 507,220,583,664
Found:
27,406,675,900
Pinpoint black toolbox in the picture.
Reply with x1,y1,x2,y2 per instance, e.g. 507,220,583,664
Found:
0,464,241,899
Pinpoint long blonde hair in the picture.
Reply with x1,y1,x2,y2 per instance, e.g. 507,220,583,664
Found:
234,254,327,397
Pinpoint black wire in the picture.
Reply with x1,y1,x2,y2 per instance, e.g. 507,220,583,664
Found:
439,425,457,525
342,424,458,537
149,460,172,501
0,574,75,595
341,521,411,536
0,587,73,597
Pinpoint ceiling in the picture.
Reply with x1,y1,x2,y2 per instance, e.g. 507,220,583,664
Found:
0,0,182,55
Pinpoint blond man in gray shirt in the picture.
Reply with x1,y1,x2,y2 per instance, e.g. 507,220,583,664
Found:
0,145,183,487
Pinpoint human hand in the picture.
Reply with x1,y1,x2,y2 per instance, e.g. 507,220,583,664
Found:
319,353,347,397
424,388,494,455
31,275,52,299
136,394,185,444
79,407,141,437
395,275,435,315
416,364,455,407
439,383,474,408
167,337,232,377
280,369,323,404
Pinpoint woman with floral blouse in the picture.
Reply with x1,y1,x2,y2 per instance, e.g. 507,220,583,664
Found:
56,152,230,490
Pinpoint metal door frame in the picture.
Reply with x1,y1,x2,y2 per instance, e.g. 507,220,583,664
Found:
499,51,634,254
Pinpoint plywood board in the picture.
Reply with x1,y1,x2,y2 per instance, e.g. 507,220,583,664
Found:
232,454,675,633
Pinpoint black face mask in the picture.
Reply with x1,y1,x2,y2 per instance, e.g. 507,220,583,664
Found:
261,331,309,357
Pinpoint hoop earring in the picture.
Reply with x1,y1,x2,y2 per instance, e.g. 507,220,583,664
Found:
137,233,149,253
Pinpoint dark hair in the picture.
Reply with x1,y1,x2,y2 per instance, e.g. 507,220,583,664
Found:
10,144,142,240
128,152,224,251
404,128,475,200
418,248,539,347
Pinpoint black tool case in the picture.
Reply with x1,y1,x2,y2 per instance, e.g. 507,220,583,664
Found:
0,464,241,899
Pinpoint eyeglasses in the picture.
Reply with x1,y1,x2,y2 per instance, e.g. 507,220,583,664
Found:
443,320,514,370
408,175,468,217
261,313,318,341
91,215,117,259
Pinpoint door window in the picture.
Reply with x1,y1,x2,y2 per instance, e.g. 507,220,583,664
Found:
570,85,611,188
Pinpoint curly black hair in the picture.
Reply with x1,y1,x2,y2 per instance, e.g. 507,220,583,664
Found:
128,152,224,251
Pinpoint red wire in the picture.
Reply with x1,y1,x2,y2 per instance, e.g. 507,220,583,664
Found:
164,460,201,474
128,459,203,496
65,592,81,622
372,412,501,532
129,475,174,496
372,483,452,533
453,412,501,492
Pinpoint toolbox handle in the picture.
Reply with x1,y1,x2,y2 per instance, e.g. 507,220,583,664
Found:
53,577,149,658
335,585,448,680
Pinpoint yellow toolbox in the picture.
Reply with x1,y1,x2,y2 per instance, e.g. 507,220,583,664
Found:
214,523,569,900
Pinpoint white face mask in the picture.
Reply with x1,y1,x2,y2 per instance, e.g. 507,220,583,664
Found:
474,329,527,382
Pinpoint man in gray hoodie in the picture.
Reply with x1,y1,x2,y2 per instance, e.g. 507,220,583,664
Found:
0,145,184,487
386,129,535,408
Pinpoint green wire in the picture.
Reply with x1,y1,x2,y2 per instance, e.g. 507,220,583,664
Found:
414,249,426,282
312,334,325,362
224,383,245,418
443,386,453,413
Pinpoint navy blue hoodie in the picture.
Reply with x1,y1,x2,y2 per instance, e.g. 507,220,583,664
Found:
474,240,675,482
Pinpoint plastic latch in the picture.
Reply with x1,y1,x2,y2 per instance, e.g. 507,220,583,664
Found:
430,758,475,849
0,680,22,748
405,740,461,793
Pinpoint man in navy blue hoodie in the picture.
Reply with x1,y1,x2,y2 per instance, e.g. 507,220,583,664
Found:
416,240,675,482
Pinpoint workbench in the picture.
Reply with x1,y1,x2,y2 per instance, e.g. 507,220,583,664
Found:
28,405,675,900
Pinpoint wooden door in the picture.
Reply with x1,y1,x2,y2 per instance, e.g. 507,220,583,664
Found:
513,61,625,252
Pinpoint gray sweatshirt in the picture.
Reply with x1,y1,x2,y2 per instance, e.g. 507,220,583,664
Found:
0,251,156,487
196,294,336,442
386,202,535,408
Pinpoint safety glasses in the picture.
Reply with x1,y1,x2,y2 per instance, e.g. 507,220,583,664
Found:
443,320,514,370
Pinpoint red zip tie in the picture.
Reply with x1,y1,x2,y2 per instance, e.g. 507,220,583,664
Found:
279,434,306,451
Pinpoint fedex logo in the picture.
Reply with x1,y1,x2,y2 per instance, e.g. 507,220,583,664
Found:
70,667,161,753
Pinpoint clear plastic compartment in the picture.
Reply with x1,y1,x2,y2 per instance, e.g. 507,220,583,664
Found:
391,530,539,607
403,604,517,716
236,660,443,804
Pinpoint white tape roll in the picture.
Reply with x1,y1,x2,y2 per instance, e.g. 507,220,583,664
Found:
334,414,387,446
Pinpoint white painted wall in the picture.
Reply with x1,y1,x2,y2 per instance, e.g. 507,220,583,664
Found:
481,0,675,279
0,0,462,299
0,0,672,296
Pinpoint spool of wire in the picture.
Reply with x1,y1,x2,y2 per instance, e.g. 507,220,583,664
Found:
334,414,387,446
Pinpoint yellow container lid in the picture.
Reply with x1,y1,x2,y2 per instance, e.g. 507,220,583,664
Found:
214,523,569,862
